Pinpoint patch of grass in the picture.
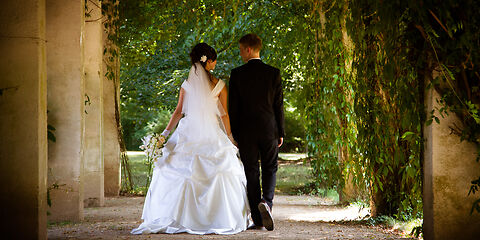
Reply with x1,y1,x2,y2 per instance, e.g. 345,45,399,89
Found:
47,221,73,227
124,151,336,202
275,161,312,195
123,152,149,195
350,200,370,210
365,215,423,238
278,153,307,161
292,181,340,201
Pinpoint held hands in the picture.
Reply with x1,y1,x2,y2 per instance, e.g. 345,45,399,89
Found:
225,134,281,147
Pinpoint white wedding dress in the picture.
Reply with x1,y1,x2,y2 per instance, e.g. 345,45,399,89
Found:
131,63,250,235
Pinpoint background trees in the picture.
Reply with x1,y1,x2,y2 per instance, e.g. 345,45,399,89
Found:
118,0,480,220
119,0,308,152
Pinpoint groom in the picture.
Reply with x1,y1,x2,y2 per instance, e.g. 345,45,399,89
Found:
228,33,285,231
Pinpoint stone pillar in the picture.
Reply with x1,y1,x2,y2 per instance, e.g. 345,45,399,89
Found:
423,87,480,239
103,58,121,196
46,0,85,222
83,0,105,207
0,0,47,239
103,0,121,196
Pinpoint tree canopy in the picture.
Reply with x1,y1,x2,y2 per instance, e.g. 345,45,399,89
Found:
119,0,309,152
118,0,480,220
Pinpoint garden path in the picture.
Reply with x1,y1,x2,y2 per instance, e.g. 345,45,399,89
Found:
48,195,413,239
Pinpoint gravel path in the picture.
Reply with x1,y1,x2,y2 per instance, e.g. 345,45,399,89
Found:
48,195,413,239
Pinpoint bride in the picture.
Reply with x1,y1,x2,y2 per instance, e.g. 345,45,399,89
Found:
131,43,250,235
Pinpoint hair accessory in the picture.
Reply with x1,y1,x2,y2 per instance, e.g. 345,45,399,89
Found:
200,55,207,63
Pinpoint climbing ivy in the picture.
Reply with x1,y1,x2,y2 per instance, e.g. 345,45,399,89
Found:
301,0,356,197
304,0,480,218
346,0,424,218
332,0,479,217
413,0,480,214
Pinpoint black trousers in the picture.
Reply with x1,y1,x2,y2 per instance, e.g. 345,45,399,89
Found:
238,137,279,226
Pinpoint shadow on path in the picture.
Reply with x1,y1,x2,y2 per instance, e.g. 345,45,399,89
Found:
48,195,413,239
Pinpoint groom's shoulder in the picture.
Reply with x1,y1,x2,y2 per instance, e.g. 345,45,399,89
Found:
264,62,279,72
262,62,280,75
231,64,248,73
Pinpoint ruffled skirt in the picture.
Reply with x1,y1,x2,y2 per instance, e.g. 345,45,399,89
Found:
131,118,250,235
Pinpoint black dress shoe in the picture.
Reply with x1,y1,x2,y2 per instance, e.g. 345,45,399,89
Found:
247,224,266,230
258,201,274,231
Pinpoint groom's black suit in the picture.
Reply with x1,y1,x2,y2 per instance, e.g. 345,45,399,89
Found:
228,59,285,226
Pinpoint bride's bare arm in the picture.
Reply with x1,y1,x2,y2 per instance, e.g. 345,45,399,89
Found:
218,86,232,136
164,88,185,132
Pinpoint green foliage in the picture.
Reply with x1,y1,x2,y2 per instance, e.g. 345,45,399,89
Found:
411,225,423,238
47,124,56,143
469,177,480,214
413,0,480,214
346,0,425,218
47,183,59,208
363,215,422,238
283,109,306,153
269,160,312,195
117,0,423,219
121,152,149,195
302,1,356,195
118,0,480,220
121,105,171,150
47,110,56,143
126,151,317,197
119,0,309,150
343,0,480,217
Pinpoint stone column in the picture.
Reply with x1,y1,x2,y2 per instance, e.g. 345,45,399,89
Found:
103,0,121,196
46,0,85,222
103,58,121,196
83,0,105,207
103,74,121,196
424,86,480,239
0,0,47,239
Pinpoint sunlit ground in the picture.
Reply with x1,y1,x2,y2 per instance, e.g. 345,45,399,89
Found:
122,151,421,237
273,195,420,235
47,151,419,239
273,195,369,222
48,194,417,239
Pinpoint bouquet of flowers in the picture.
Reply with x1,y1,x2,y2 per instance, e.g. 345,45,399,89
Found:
140,133,165,161
139,133,166,187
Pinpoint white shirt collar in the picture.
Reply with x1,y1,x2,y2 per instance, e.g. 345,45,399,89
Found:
248,57,261,61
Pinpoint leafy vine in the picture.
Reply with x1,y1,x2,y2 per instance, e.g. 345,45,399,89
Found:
116,0,480,219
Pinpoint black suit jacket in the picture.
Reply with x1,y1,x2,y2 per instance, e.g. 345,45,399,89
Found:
228,59,285,141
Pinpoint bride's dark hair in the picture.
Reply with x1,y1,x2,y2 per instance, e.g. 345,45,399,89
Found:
189,43,217,83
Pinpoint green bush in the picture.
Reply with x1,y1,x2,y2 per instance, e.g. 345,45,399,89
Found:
121,105,171,150
282,109,306,153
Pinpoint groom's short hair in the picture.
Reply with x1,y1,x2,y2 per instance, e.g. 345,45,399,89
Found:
239,33,262,51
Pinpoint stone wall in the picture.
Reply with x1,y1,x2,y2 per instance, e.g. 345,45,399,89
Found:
83,0,105,208
0,0,121,236
46,0,85,222
0,0,48,238
424,87,480,239
103,0,121,196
